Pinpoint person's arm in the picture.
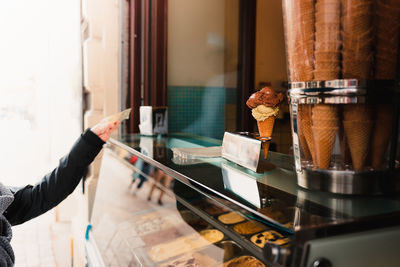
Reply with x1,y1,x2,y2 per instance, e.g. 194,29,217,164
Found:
4,123,116,226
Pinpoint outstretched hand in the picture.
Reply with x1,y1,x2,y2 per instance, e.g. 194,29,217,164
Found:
91,120,120,142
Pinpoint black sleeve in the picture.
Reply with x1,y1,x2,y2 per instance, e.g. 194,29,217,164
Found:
4,129,105,226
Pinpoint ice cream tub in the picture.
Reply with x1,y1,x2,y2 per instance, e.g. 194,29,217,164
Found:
250,229,291,249
217,211,247,225
288,80,400,195
222,255,265,267
231,220,268,237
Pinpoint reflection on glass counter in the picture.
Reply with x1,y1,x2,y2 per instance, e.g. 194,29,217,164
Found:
109,134,400,233
88,147,281,266
222,163,261,208
88,134,400,266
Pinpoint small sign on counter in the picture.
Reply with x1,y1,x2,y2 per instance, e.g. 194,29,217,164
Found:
221,132,274,173
139,106,168,135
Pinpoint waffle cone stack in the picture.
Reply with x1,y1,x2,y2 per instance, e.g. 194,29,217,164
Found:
341,0,374,79
343,104,373,171
341,0,374,171
309,0,341,169
371,1,400,170
284,0,315,81
311,105,339,169
374,0,400,80
314,0,341,80
370,105,394,169
257,117,275,159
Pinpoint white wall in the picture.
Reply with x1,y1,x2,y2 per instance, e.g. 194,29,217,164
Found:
0,0,82,185
168,0,226,87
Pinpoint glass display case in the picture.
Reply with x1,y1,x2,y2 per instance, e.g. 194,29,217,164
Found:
86,133,400,267
282,0,400,195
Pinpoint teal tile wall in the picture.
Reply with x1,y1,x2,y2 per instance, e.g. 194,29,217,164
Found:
168,86,236,139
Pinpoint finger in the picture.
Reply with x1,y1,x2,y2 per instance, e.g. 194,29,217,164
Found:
110,123,119,131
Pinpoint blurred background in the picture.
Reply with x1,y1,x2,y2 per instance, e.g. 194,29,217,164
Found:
1,0,82,266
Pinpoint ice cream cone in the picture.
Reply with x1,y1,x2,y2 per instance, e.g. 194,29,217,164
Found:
314,61,341,71
370,105,394,169
247,87,283,160
311,104,339,169
314,51,341,62
313,71,340,80
343,104,372,121
312,104,339,119
312,126,339,169
315,41,342,51
315,23,341,34
295,0,315,9
343,120,373,171
258,117,275,159
316,14,341,25
314,0,341,81
342,49,373,62
283,0,315,82
342,104,372,170
342,55,373,79
342,59,373,79
342,105,373,170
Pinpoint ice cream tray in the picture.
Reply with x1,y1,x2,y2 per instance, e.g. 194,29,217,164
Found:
191,199,293,251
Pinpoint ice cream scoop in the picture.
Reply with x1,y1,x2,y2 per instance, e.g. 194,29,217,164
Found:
251,105,280,122
247,87,284,159
246,87,284,109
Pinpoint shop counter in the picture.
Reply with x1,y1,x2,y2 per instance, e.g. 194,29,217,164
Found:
86,134,400,267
